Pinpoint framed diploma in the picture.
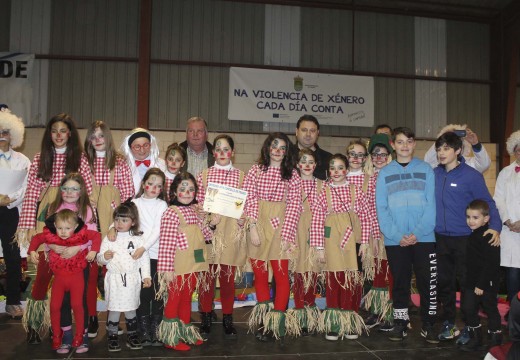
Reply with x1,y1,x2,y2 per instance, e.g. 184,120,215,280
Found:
203,182,247,219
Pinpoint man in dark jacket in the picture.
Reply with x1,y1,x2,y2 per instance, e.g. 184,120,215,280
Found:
295,115,331,180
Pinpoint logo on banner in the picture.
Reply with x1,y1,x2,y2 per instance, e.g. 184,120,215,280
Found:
294,76,303,91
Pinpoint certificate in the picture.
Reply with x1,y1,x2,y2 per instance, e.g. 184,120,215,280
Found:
203,182,247,220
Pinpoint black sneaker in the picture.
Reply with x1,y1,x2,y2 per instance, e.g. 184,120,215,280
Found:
388,323,407,341
421,323,440,344
108,334,121,352
88,316,99,338
364,314,381,329
126,333,143,350
379,321,394,332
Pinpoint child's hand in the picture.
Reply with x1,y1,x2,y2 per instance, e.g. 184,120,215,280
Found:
474,287,483,296
210,214,221,226
249,225,261,247
131,247,145,260
29,251,39,265
86,251,97,262
104,250,114,260
237,215,246,227
358,243,369,258
142,278,152,288
107,227,117,242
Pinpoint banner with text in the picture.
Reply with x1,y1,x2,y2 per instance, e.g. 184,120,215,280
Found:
0,53,34,125
228,67,374,127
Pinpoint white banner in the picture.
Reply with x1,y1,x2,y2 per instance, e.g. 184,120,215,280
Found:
228,67,374,127
0,53,34,125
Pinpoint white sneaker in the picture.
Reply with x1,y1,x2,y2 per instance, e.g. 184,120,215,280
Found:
345,333,359,340
325,332,339,341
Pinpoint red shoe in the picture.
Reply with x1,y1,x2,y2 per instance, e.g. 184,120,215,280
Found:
164,341,191,351
71,334,83,347
51,331,63,350
194,339,203,346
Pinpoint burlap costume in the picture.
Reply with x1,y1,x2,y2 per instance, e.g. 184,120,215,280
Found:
201,170,247,270
90,169,120,238
318,185,366,338
157,207,209,346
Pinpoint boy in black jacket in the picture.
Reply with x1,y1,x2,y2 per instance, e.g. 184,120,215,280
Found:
460,199,502,351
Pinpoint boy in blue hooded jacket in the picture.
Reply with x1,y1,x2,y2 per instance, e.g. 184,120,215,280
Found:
376,127,438,343
433,131,501,343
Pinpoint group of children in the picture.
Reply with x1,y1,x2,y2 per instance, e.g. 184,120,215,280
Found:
15,113,507,354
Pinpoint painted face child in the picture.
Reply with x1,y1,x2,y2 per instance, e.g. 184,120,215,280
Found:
51,121,70,149
213,138,234,167
329,157,348,185
347,144,367,172
175,179,196,205
371,145,390,170
89,127,106,152
142,174,164,199
60,179,82,204
298,153,316,180
166,149,186,175
269,138,287,166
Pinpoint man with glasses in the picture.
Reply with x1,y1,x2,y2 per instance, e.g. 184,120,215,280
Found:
180,116,214,177
0,106,30,318
295,115,331,180
121,128,165,194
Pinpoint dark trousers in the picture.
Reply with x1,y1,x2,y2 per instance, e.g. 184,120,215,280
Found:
436,234,468,323
506,267,520,304
0,206,22,305
137,259,163,317
461,288,501,331
386,242,437,325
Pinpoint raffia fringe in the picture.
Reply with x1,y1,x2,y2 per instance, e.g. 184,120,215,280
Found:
14,229,30,249
341,310,368,337
157,317,183,346
22,297,50,334
286,305,320,335
156,272,175,301
263,310,287,339
362,287,390,315
183,323,203,344
318,308,345,336
329,270,363,290
300,271,317,293
381,300,394,322
318,308,367,338
247,301,273,332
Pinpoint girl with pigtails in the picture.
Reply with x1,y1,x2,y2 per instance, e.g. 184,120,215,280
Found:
243,132,302,343
196,134,247,339
286,148,324,337
16,113,93,346
156,172,219,351
309,153,375,341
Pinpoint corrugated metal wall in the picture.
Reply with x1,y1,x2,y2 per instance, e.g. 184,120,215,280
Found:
45,0,139,128
10,0,492,140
